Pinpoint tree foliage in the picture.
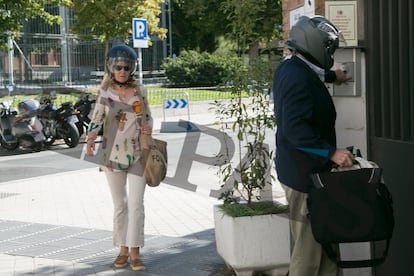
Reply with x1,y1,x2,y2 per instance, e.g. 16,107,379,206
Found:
171,0,282,55
0,0,71,49
171,0,228,53
70,0,167,52
220,0,282,58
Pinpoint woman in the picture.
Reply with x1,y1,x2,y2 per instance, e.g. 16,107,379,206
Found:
85,44,152,271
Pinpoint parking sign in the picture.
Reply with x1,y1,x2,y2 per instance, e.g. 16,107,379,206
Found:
132,18,148,48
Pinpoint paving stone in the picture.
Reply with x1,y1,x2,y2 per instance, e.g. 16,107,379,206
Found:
0,220,225,275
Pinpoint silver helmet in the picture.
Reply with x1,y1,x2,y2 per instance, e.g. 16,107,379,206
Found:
286,16,340,70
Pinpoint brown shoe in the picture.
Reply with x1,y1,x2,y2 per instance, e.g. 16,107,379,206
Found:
114,255,129,268
130,258,145,271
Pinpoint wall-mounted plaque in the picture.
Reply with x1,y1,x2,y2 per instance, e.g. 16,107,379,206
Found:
325,1,358,47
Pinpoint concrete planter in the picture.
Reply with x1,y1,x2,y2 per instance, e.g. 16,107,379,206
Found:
213,205,290,276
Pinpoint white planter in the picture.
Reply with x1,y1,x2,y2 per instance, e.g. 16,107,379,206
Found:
213,205,290,276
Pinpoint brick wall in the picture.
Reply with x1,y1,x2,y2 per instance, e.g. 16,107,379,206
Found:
282,0,334,53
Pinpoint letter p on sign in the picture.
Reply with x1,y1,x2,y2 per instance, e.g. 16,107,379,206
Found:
133,18,148,48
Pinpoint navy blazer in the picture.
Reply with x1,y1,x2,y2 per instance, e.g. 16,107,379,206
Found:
273,56,337,193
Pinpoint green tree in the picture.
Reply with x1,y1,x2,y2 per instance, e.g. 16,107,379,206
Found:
171,0,282,58
171,0,228,53
0,0,71,49
220,0,282,61
70,0,167,57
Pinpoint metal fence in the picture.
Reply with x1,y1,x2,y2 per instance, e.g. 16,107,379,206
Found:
0,6,168,90
0,37,166,88
0,86,235,110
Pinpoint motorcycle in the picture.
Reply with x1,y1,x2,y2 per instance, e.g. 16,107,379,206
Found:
37,93,80,148
74,93,103,137
0,98,45,151
73,93,95,137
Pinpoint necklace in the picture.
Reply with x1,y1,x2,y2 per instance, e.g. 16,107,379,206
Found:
119,92,126,100
119,93,127,101
116,87,129,102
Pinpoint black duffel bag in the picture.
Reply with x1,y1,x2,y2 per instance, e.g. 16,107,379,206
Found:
307,162,394,268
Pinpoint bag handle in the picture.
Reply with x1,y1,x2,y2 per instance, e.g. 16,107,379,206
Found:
322,239,391,268
312,167,383,189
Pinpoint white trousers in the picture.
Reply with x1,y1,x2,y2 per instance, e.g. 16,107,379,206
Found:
105,162,146,248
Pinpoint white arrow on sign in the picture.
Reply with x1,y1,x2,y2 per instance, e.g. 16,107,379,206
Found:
165,99,188,109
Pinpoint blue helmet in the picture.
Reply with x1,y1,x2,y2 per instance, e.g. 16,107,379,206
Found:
106,44,138,76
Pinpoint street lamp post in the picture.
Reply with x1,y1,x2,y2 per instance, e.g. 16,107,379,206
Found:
168,0,173,57
7,34,14,92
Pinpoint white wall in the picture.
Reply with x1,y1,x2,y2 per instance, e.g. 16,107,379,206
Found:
331,49,368,157
332,49,372,276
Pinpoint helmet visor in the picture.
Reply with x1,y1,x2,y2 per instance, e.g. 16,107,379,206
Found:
317,21,341,56
107,57,136,74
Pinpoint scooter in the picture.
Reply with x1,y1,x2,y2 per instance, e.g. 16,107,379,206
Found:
37,92,80,148
0,98,45,151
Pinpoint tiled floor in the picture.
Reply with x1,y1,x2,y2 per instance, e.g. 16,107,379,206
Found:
0,219,222,275
0,168,225,275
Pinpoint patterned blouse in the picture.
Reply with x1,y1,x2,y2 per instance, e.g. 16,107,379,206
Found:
88,85,153,171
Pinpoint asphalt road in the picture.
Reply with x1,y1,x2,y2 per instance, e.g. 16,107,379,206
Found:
0,131,228,194
0,141,96,183
0,128,276,198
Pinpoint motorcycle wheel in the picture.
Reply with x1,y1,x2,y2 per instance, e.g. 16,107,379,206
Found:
75,121,86,137
62,123,80,148
44,136,56,147
0,136,19,150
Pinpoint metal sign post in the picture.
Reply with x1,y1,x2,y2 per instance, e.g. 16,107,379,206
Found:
160,91,199,132
132,18,148,85
137,48,143,85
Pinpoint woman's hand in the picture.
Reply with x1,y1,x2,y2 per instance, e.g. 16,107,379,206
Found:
330,148,354,167
85,133,97,156
141,125,152,135
86,139,95,156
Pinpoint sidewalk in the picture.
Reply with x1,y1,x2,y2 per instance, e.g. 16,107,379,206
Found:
0,103,285,275
0,104,229,275
0,167,227,275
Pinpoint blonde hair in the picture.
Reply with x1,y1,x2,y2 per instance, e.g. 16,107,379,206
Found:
100,73,113,89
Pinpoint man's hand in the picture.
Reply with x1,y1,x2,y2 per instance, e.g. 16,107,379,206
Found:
330,148,354,167
334,68,352,85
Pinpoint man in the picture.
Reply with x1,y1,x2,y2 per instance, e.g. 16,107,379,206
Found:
273,16,354,276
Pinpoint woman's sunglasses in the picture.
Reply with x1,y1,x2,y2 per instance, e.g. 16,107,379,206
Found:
114,65,130,71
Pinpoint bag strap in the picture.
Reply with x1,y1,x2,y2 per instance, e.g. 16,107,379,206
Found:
134,87,148,126
369,167,382,184
135,86,158,149
322,240,391,268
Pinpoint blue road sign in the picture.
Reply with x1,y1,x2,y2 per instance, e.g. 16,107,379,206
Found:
132,18,148,48
165,99,188,109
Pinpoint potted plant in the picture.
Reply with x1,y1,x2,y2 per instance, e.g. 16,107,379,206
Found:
212,56,290,276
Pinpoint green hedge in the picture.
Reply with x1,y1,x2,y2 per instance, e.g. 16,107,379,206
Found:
160,50,245,87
